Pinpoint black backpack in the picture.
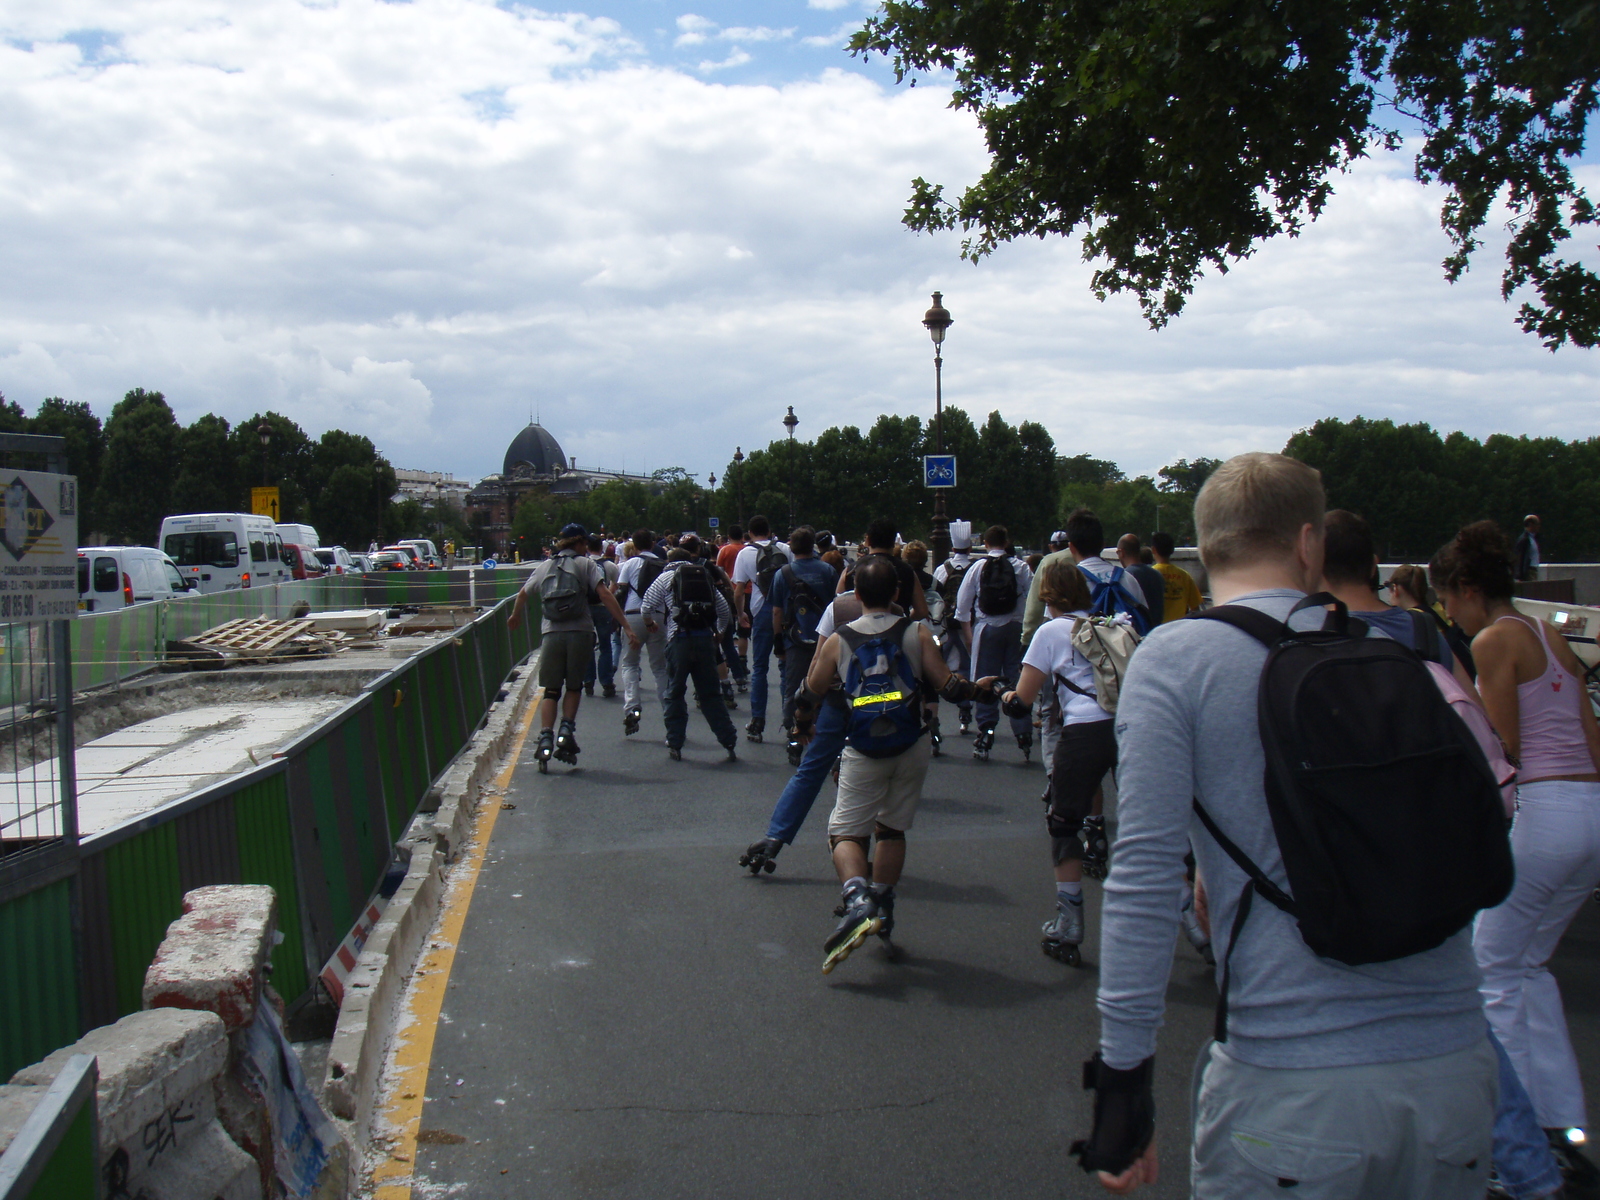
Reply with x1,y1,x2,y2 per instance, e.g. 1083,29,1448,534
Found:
670,563,718,631
754,541,784,598
976,554,1019,616
619,555,665,606
937,561,970,630
780,563,828,645
1193,595,1513,1040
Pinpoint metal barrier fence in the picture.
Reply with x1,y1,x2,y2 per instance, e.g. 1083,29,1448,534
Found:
0,580,539,1080
0,1054,97,1200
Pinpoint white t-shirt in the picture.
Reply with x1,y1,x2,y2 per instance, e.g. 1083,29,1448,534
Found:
733,538,793,612
1022,611,1110,725
1077,555,1147,612
955,550,1032,628
615,551,663,614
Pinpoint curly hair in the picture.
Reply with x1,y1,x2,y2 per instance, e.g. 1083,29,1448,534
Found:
1430,521,1515,602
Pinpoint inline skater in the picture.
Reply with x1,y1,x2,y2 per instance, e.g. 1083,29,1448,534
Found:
615,528,670,736
732,516,792,743
799,556,998,972
998,558,1112,966
641,538,739,762
584,533,619,697
932,521,975,733
955,525,1032,761
769,527,838,765
507,523,637,770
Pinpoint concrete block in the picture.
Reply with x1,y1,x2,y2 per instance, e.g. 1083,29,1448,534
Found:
10,1008,227,1160
0,1082,47,1156
143,885,278,1031
128,1116,261,1200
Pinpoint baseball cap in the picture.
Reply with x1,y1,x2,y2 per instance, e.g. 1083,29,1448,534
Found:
559,522,587,540
1050,530,1069,546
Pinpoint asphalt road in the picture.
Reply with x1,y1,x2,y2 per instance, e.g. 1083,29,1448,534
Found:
403,672,1600,1200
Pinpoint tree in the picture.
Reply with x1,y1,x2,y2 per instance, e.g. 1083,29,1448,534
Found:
854,1,1600,347
0,394,27,434
170,414,235,516
229,412,313,521
30,397,105,536
1158,457,1223,497
98,388,178,544
306,430,396,549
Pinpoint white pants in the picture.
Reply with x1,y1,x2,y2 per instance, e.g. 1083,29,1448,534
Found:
1475,779,1600,1128
619,614,669,714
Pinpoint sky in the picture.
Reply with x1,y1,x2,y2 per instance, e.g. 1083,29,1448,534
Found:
0,0,1595,489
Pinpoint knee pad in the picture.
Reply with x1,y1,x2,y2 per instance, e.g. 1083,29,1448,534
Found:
829,834,870,852
873,824,905,842
1052,835,1084,866
542,685,564,702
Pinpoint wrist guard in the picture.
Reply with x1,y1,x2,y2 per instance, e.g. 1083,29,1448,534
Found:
1069,1053,1154,1176
1001,691,1030,720
939,674,979,704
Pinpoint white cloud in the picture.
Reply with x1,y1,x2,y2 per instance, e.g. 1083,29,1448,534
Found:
0,0,1593,494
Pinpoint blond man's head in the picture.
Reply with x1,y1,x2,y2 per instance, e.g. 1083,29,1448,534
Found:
1195,453,1325,574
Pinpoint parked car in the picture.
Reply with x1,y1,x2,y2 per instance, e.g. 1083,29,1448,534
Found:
369,551,409,571
283,544,325,580
314,546,356,575
159,512,292,593
347,553,375,573
382,544,425,570
78,547,194,612
398,539,441,567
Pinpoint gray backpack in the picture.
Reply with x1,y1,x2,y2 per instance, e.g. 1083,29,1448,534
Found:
539,553,588,622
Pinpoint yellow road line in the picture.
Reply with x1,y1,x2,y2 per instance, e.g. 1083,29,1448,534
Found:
370,693,539,1200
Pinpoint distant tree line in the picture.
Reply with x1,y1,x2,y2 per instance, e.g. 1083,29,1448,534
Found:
0,388,446,550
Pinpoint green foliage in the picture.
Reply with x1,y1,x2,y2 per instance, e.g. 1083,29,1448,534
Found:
230,412,313,522
1159,457,1222,496
707,407,1062,548
308,430,396,549
1285,417,1600,560
854,0,1600,348
98,388,179,544
171,414,235,515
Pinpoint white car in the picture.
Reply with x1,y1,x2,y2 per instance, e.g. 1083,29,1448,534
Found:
314,546,357,575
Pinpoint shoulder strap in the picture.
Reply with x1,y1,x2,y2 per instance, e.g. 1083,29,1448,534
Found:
1407,608,1442,663
1191,604,1285,646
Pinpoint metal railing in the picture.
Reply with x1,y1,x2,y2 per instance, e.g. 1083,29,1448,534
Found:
0,1054,97,1200
0,581,539,1078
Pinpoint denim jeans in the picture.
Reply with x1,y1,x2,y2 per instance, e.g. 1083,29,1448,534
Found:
664,633,738,750
765,703,847,844
584,604,616,689
972,620,1028,736
749,602,784,724
1490,1028,1564,1199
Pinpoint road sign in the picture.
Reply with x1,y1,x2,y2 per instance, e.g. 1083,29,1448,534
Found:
0,471,79,622
251,486,281,521
923,455,957,489
482,558,498,570
708,517,720,529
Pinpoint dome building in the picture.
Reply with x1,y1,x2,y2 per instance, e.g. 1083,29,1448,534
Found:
465,422,658,557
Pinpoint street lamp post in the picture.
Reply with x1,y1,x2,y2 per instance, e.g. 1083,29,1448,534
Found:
708,473,718,537
257,421,271,489
782,406,798,533
922,292,953,565
733,446,745,526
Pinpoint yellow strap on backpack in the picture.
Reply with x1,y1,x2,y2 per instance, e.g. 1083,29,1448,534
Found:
852,690,904,707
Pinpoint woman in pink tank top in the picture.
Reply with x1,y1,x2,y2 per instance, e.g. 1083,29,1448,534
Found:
1433,521,1600,1174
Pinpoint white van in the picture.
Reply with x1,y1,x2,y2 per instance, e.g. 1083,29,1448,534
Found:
78,547,194,613
276,523,320,551
159,513,293,594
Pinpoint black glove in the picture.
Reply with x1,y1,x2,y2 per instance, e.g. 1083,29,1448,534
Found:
1001,691,1030,720
793,695,817,739
1069,1053,1154,1176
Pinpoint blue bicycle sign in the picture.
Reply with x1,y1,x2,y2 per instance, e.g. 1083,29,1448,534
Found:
923,455,957,489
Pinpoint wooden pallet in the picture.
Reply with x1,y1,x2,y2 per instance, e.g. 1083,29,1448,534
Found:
188,616,318,657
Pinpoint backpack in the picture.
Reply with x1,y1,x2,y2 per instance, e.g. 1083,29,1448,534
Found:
754,541,785,599
1192,594,1513,1037
669,563,718,632
618,555,665,605
1084,565,1152,636
780,563,828,645
1425,659,1518,817
976,555,1019,616
538,552,589,623
1055,616,1142,714
937,562,970,631
837,616,924,758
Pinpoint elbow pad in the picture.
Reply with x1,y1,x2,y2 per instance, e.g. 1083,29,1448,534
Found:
939,674,977,704
1069,1053,1155,1176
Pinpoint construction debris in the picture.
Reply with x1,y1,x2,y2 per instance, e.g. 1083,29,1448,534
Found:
387,607,478,635
166,616,342,669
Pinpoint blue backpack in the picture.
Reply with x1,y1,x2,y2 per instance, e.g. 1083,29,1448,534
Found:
1083,565,1152,636
837,617,924,758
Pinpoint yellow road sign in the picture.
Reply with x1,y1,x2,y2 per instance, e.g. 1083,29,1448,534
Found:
251,487,280,521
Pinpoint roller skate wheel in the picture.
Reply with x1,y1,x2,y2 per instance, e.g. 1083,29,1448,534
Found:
762,859,776,874
537,760,548,774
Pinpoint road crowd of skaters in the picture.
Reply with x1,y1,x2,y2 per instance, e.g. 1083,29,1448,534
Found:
504,452,1600,1200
